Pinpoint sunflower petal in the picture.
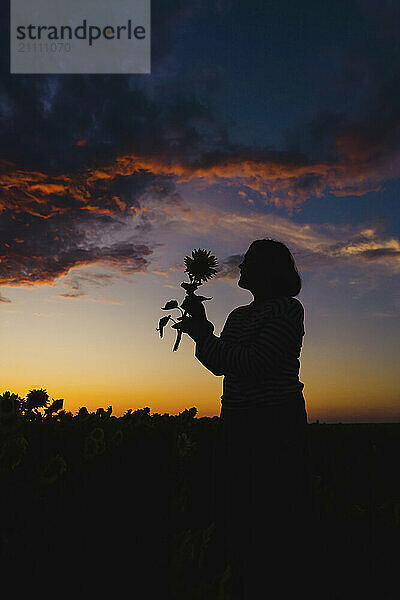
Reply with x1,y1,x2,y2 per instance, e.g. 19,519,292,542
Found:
183,248,219,283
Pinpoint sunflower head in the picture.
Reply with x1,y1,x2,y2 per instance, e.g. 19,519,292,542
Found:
38,454,67,485
25,388,50,411
90,427,104,442
184,248,218,283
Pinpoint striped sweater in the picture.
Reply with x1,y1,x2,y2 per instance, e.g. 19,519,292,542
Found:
195,295,305,410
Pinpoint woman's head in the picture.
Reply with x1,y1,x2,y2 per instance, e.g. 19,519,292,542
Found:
238,239,302,297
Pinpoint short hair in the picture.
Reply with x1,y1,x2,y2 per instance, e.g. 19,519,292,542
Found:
247,238,302,297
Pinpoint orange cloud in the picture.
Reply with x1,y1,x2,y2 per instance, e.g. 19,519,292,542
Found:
81,151,386,210
29,183,67,195
0,144,397,288
112,195,127,212
0,140,388,221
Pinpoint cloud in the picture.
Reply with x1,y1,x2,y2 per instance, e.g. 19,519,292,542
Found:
86,148,397,212
87,295,124,305
213,254,242,280
9,146,382,219
0,1,214,172
1,0,399,294
149,201,400,278
0,0,399,214
59,292,87,299
2,143,397,290
0,206,154,286
299,2,400,187
57,270,124,299
0,160,187,286
58,291,123,305
359,247,400,261
0,48,395,221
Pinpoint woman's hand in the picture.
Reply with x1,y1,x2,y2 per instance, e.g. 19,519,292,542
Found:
172,315,214,343
180,294,211,319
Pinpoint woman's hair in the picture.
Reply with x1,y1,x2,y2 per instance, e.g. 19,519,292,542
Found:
247,238,302,297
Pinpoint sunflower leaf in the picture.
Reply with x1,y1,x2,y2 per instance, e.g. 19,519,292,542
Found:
162,300,179,310
156,315,172,338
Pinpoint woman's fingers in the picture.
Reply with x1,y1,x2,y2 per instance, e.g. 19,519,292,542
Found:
171,316,214,340
171,316,190,331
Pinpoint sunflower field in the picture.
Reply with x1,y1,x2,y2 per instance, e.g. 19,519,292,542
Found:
1,389,399,597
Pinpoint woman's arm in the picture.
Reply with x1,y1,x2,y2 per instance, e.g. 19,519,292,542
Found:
195,315,300,378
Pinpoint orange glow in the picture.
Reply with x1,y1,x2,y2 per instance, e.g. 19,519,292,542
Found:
2,375,398,421
29,183,67,194
0,141,387,221
335,133,374,162
112,195,127,212
83,205,115,215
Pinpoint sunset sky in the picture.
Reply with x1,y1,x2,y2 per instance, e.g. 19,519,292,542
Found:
0,0,399,422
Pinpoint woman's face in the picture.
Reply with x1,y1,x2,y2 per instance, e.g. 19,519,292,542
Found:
238,249,261,292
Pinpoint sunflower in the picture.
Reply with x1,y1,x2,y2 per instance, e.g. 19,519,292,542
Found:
38,454,67,485
0,435,28,472
111,429,123,447
83,436,98,461
90,427,104,442
177,432,195,458
96,439,106,454
184,248,218,283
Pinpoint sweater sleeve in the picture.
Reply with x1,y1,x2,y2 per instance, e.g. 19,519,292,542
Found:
195,313,301,378
194,311,234,376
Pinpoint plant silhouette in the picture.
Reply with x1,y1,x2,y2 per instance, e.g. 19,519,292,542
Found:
157,248,218,351
0,388,398,596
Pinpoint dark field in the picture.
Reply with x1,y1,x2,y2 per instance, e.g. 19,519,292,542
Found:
1,392,399,597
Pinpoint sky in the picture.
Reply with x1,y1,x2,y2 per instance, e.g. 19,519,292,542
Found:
0,0,399,422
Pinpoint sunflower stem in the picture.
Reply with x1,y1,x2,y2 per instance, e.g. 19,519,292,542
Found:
173,309,188,351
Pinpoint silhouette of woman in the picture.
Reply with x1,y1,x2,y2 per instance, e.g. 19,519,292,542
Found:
176,239,314,599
